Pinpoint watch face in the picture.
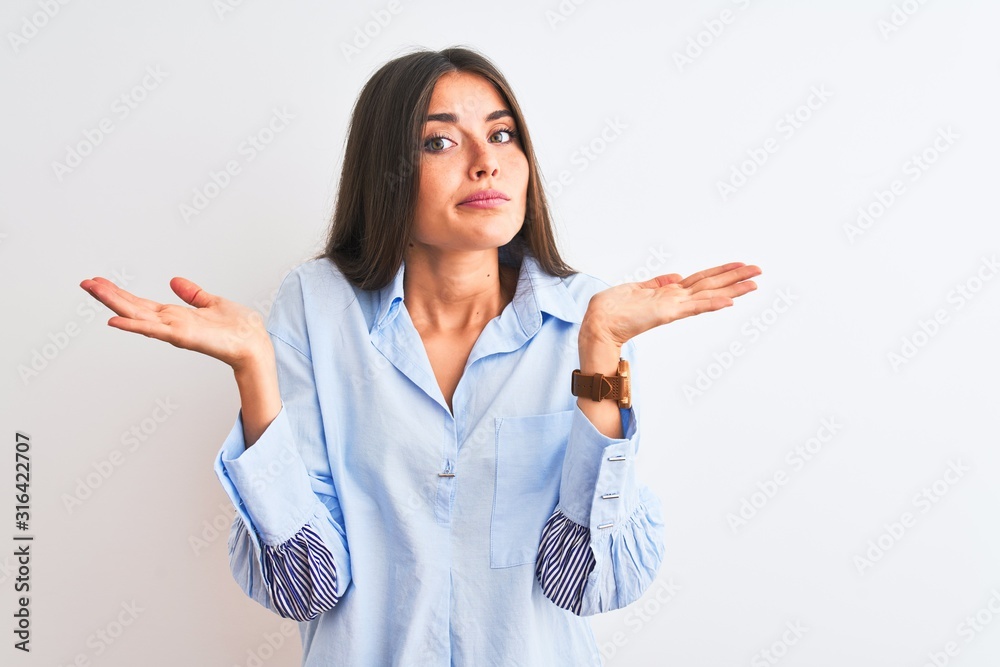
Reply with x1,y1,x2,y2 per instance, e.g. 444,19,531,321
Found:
618,359,631,407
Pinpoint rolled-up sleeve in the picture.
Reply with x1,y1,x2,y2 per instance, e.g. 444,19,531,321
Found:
534,338,665,616
212,271,352,621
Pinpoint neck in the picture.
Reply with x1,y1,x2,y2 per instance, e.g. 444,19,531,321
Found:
402,245,517,334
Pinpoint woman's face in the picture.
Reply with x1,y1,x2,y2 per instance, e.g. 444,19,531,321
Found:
410,71,529,256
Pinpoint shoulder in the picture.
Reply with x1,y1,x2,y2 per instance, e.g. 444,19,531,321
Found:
276,256,359,304
540,264,641,359
266,257,361,348
540,265,617,323
560,268,615,301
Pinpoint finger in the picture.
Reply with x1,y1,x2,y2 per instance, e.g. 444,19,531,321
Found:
669,296,734,321
86,277,164,312
695,280,758,301
635,273,683,289
679,262,746,289
686,264,761,292
170,277,215,308
82,280,159,321
107,315,175,341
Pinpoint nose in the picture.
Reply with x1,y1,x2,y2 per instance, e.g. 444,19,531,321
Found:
468,137,500,179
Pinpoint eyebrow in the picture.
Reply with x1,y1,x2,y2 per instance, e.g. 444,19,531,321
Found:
426,109,513,123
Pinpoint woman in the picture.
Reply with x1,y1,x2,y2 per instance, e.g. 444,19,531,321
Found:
80,46,760,666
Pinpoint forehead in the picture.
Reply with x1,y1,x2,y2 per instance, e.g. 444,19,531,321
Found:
427,71,507,119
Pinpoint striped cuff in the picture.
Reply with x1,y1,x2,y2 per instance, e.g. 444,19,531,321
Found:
257,521,341,621
534,509,596,615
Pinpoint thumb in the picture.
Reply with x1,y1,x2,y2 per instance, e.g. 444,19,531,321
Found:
170,277,214,308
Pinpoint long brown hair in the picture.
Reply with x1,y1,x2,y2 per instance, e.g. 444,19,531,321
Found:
314,45,576,291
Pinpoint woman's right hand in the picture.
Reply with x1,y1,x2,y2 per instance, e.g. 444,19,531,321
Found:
79,276,273,372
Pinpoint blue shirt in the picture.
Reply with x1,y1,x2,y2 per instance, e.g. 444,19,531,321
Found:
213,242,666,666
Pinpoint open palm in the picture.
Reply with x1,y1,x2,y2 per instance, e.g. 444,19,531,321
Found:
79,276,271,371
586,262,763,347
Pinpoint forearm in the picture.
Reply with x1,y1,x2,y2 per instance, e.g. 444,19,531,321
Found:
233,348,282,448
576,323,624,440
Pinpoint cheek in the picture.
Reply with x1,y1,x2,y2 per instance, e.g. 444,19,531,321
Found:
413,165,455,236
418,162,453,200
511,154,530,193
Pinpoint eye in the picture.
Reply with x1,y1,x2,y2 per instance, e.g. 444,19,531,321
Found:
422,126,521,153
490,127,520,144
424,133,455,152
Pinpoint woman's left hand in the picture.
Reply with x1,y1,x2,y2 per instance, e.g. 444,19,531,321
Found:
581,262,763,347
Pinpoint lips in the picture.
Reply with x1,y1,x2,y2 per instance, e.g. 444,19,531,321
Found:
460,189,509,204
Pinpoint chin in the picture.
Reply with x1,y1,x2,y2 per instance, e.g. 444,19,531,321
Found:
467,217,522,240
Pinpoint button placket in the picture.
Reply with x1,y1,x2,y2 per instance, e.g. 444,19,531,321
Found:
596,446,628,529
435,408,459,525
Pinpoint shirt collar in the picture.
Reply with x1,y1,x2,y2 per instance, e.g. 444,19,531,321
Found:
372,246,583,336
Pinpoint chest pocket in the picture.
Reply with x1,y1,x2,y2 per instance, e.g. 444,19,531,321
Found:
491,409,575,569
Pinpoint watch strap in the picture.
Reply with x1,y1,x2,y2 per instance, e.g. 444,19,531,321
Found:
571,357,631,408
571,371,624,402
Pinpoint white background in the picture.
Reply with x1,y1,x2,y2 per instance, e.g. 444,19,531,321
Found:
2,1,999,665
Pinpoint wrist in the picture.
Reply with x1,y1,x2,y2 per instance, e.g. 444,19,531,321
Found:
233,348,277,388
232,338,275,376
232,349,281,449
578,321,622,375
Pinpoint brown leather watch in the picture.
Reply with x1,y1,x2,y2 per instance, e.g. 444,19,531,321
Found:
571,358,631,409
